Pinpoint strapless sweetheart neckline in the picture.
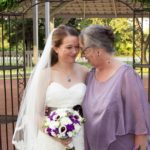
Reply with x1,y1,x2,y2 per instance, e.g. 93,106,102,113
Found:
48,82,86,90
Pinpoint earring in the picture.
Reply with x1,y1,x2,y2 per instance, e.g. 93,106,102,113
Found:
97,51,100,56
107,60,111,64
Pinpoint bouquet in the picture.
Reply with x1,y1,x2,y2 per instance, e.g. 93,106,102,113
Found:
42,107,85,150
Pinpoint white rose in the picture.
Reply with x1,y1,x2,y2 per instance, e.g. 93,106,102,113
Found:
58,132,66,138
60,117,72,125
67,131,73,137
61,112,67,117
46,118,51,125
74,124,81,133
49,121,59,129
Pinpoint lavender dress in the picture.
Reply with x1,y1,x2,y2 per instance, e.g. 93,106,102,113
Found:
82,64,150,150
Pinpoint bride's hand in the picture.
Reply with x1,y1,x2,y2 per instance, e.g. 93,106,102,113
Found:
61,138,73,148
54,137,72,147
45,106,50,116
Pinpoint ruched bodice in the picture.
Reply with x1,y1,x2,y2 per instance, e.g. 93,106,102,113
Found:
45,82,86,108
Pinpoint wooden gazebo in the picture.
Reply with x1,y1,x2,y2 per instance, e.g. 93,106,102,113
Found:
18,0,145,18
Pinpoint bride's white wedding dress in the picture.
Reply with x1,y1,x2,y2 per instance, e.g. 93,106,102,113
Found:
34,82,86,150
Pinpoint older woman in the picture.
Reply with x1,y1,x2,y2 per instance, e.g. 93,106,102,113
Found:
80,25,150,150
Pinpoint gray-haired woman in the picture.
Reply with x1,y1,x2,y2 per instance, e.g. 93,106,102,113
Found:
80,25,150,150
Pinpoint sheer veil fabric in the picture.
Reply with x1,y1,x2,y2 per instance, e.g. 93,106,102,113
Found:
12,31,54,150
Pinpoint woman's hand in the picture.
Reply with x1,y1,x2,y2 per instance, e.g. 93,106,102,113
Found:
134,135,148,150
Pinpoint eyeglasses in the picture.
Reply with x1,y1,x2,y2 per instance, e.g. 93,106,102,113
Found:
80,46,92,56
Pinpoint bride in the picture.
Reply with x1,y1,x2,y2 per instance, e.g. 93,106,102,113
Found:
12,25,88,150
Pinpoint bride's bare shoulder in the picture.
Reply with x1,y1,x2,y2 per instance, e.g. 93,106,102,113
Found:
75,63,89,79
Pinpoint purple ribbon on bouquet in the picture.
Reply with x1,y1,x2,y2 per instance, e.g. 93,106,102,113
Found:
73,105,83,117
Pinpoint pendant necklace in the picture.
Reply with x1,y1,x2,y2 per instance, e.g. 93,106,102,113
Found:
57,65,74,82
65,70,74,82
66,75,71,82
66,72,72,82
64,69,74,83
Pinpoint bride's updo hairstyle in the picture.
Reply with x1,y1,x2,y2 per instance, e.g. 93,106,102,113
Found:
51,25,79,66
80,25,115,53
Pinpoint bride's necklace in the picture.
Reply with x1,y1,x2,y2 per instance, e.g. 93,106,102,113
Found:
65,70,74,82
61,69,73,82
56,64,74,82
66,75,71,82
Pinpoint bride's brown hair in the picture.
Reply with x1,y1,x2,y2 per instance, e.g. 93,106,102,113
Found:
51,25,79,66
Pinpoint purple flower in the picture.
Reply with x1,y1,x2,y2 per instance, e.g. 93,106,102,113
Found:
47,128,52,136
74,115,79,119
66,124,75,132
49,112,57,120
53,128,59,134
43,109,84,139
69,116,79,124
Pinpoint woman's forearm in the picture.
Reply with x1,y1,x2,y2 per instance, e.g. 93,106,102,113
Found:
134,135,148,150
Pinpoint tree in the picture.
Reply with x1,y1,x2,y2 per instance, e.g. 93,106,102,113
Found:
0,0,21,12
132,0,150,8
131,0,150,63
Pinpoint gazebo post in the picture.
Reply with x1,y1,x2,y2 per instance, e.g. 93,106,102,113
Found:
45,0,50,39
32,0,39,65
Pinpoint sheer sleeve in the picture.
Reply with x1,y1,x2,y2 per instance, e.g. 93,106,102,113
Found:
120,67,150,135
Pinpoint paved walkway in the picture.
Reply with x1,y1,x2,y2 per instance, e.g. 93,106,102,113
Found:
0,79,20,150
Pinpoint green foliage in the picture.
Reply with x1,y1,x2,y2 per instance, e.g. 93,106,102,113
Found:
66,18,79,28
76,19,92,30
110,19,133,56
131,0,150,8
54,18,64,27
78,61,92,69
38,18,45,50
74,18,133,56
0,24,9,50
0,0,20,12
131,0,150,4
0,16,141,56
0,18,46,52
1,17,134,56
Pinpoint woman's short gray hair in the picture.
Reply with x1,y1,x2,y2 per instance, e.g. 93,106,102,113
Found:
80,25,115,53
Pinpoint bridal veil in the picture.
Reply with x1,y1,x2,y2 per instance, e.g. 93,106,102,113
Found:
12,31,53,150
